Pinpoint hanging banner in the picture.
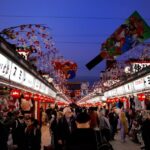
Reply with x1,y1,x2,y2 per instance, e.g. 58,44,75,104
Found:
86,11,150,70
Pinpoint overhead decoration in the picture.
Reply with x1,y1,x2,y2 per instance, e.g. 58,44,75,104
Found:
86,11,150,70
0,24,57,73
52,59,77,79
0,24,78,91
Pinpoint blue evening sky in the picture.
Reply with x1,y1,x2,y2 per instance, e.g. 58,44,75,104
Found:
0,0,150,84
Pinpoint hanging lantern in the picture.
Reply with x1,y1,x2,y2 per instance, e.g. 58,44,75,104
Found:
33,94,39,101
48,98,55,103
120,97,127,102
24,92,32,100
10,89,21,99
115,98,119,103
57,101,65,106
107,99,110,103
40,96,45,101
137,93,145,101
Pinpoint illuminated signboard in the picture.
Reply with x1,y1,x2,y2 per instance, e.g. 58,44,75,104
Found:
124,82,134,93
10,63,25,84
144,75,150,88
0,54,12,79
0,53,56,96
133,78,145,91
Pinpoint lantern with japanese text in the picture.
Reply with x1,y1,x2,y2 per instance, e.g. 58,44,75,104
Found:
10,89,21,99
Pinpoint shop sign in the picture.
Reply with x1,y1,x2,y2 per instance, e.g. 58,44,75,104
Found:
22,72,35,88
117,86,125,95
144,75,150,88
0,54,12,79
104,92,108,98
45,86,49,95
132,62,150,73
48,88,56,98
40,83,46,93
34,79,41,91
111,89,117,96
10,63,25,84
133,78,145,91
107,91,112,97
124,82,134,93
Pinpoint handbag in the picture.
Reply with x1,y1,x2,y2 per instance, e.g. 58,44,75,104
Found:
95,130,113,150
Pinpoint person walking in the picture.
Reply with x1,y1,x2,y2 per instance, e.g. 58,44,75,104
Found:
66,112,97,150
118,112,128,143
57,107,76,150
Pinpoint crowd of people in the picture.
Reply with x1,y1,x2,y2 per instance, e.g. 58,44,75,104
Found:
0,105,150,150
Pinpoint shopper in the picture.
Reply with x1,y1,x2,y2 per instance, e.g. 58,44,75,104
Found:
51,111,63,150
57,107,76,150
118,112,128,142
141,111,150,150
66,112,97,150
24,117,41,150
12,114,26,150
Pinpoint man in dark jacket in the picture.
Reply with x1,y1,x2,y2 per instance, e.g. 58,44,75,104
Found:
66,112,97,150
141,112,150,150
12,115,26,150
57,107,76,150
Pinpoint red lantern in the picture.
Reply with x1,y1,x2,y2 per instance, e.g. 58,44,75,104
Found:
48,98,55,103
33,94,39,101
111,99,115,103
107,99,110,103
10,89,21,99
24,92,32,100
137,93,145,101
120,97,127,102
39,96,44,101
115,98,119,103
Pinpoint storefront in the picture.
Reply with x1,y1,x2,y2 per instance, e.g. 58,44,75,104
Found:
0,37,57,120
104,71,150,110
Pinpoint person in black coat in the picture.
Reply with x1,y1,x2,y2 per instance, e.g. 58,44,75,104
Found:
141,112,150,150
66,112,97,150
24,117,41,150
51,111,63,150
0,121,8,150
12,115,26,150
57,107,76,150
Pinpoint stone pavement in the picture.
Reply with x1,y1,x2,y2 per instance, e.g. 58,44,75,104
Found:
110,133,141,150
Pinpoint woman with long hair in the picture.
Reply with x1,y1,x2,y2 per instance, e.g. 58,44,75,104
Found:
118,112,128,142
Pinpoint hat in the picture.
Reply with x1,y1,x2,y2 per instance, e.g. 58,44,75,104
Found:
63,107,72,114
76,112,90,123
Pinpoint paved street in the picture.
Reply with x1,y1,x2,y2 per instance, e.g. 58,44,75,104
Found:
110,134,141,150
